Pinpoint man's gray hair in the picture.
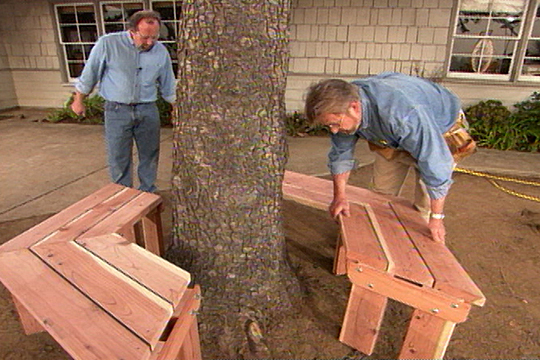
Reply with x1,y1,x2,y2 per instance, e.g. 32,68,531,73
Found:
127,10,161,30
304,79,359,124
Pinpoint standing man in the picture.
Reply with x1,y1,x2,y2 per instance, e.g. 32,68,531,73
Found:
71,10,176,193
304,72,475,244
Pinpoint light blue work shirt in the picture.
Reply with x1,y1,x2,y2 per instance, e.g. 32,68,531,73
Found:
328,72,461,199
75,31,176,104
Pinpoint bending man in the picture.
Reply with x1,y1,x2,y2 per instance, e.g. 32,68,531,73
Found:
305,72,474,243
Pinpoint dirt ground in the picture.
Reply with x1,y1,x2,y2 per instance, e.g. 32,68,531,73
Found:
1,163,540,359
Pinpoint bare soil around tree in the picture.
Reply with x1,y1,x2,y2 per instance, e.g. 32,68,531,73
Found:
1,164,540,359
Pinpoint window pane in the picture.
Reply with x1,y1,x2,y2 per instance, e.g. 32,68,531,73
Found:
161,21,176,40
60,25,80,42
102,2,144,33
522,2,540,76
55,3,98,79
153,1,175,20
450,0,528,78
57,6,77,23
65,45,85,61
105,23,125,33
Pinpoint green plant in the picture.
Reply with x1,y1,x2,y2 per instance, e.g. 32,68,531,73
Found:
465,95,540,152
284,111,328,137
47,94,173,126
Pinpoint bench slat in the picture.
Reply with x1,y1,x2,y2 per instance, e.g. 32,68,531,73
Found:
32,240,173,348
340,204,389,271
80,192,161,240
368,202,434,287
28,187,140,248
77,234,190,308
391,203,486,306
0,250,151,360
0,183,125,252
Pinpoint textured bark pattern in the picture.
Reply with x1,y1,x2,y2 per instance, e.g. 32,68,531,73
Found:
171,1,298,353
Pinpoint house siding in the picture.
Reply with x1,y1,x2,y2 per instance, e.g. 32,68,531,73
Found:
0,0,538,112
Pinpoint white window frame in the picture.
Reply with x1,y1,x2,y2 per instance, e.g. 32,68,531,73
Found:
100,0,144,34
448,0,540,82
55,2,99,79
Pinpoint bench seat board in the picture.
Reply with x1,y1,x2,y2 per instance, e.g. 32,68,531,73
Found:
76,234,190,308
0,249,151,360
0,184,126,253
340,204,389,272
80,192,162,240
391,204,486,306
365,203,434,287
28,189,141,248
32,240,173,348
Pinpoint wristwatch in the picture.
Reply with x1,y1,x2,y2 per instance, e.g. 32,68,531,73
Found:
430,213,445,220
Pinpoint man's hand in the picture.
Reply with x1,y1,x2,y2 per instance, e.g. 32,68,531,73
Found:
428,218,446,244
70,92,86,117
329,196,350,220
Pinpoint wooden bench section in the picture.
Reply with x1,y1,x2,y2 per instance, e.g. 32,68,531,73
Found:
282,171,486,359
0,183,164,256
0,184,202,360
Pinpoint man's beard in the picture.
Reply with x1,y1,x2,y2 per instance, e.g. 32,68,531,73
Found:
137,43,154,52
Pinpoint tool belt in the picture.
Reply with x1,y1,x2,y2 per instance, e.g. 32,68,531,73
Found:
368,111,477,163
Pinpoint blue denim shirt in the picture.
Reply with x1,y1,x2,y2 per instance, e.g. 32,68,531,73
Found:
75,31,176,104
328,72,461,199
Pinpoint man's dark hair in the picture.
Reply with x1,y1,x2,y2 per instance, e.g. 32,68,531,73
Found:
127,10,161,30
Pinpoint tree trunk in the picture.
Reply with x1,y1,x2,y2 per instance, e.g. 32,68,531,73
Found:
170,1,300,357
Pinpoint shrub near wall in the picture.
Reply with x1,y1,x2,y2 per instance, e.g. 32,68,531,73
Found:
47,94,173,127
465,92,540,152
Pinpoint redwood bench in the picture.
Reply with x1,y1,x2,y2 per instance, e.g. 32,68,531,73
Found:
0,184,202,360
282,170,485,359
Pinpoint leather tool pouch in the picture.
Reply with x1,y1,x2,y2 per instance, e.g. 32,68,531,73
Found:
444,112,477,163
368,141,399,161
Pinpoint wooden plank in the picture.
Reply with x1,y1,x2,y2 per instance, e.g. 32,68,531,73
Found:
399,309,456,359
0,183,125,252
80,191,162,241
33,240,173,348
11,295,44,335
333,234,347,275
283,171,414,210
77,234,190,308
367,202,434,287
339,284,387,356
28,188,140,249
177,320,203,360
390,203,486,306
0,250,151,360
347,262,471,323
155,286,202,360
282,181,332,210
340,204,389,272
138,206,164,256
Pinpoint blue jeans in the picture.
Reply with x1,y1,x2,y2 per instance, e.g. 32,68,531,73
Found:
104,101,160,192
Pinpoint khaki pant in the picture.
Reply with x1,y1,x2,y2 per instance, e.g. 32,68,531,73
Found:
370,150,431,221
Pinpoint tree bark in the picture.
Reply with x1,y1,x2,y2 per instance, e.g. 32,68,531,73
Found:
170,1,300,357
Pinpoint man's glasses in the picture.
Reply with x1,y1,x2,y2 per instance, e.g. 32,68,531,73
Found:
131,31,159,42
325,113,345,131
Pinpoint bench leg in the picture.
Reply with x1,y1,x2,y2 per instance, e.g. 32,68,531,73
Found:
11,295,44,335
339,284,387,355
333,234,347,275
138,206,164,256
177,320,202,360
399,309,456,359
